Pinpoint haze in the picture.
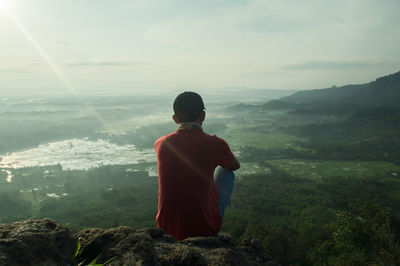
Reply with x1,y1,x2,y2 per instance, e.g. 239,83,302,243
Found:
1,1,400,264
1,0,399,96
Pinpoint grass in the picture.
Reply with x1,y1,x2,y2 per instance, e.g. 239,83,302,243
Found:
235,162,271,178
73,236,116,265
226,132,308,151
266,159,400,180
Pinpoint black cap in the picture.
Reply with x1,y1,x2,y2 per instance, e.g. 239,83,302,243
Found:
173,91,205,122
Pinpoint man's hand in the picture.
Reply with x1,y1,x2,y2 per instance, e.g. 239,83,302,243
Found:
227,158,240,171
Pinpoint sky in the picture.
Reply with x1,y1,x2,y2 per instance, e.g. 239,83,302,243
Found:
0,0,399,96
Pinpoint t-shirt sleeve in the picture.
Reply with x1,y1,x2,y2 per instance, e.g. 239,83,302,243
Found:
214,137,236,168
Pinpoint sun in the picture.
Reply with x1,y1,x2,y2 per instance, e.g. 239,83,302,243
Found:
0,0,14,13
0,0,9,10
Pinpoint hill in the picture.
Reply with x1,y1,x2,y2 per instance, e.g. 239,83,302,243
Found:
281,71,400,108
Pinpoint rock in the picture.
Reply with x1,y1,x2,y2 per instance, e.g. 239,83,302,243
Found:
217,232,236,247
144,227,165,239
0,218,280,266
160,245,206,266
181,236,224,248
75,226,156,265
0,218,75,266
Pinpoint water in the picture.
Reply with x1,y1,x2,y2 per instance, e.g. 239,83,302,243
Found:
0,138,156,171
1,169,13,182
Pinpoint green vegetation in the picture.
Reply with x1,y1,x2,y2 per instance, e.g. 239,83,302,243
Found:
0,164,158,230
223,165,400,265
227,132,307,151
217,71,400,264
73,236,116,265
266,159,400,180
2,77,400,266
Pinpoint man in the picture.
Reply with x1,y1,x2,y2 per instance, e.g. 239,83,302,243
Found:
154,91,240,240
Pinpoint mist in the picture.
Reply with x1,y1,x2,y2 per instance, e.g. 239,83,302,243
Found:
2,0,400,264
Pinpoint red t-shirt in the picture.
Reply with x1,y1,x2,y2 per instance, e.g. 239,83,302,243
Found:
154,129,236,240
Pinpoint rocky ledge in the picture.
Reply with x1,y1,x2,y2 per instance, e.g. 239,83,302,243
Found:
0,218,279,265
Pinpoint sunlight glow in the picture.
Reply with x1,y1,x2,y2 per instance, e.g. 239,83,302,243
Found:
0,0,12,11
3,7,108,128
5,9,78,96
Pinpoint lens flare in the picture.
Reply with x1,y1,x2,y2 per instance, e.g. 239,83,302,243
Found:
3,7,108,128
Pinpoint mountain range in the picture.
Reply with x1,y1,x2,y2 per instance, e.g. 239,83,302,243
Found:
261,70,400,115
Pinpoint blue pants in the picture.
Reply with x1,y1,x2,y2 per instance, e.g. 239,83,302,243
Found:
214,166,235,220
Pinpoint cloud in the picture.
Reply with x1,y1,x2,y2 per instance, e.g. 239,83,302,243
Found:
66,61,147,67
283,61,399,70
54,40,70,47
0,68,30,73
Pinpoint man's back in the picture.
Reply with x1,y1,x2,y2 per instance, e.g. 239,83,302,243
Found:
155,129,235,240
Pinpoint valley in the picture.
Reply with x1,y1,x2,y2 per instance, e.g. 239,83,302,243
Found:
1,72,400,265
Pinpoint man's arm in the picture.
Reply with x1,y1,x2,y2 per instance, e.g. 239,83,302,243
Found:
226,158,240,171
215,136,240,171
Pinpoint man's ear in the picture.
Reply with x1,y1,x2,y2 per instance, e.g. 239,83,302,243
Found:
172,114,180,124
199,111,206,122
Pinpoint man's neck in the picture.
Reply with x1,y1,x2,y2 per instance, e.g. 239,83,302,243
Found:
177,122,203,131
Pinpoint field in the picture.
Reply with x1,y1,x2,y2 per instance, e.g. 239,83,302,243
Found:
266,159,400,180
1,95,400,265
227,132,307,151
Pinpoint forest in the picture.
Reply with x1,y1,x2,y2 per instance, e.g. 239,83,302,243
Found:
1,72,400,265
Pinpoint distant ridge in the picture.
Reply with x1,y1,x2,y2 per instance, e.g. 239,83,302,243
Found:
230,70,400,115
203,88,296,103
280,70,400,107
